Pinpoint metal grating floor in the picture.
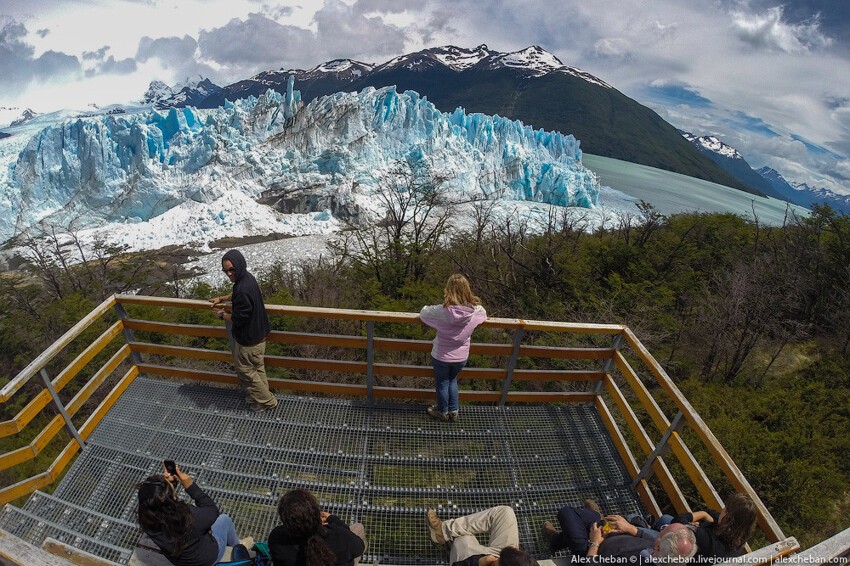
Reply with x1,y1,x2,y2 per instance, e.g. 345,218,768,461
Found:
0,376,645,564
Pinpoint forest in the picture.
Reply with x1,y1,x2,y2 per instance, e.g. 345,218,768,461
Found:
1,191,848,549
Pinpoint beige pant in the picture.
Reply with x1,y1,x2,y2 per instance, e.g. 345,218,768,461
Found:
442,506,519,564
233,341,277,408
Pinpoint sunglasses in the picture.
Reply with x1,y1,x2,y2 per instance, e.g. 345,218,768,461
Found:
223,268,236,275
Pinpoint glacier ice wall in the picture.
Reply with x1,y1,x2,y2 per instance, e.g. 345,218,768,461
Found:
0,76,598,244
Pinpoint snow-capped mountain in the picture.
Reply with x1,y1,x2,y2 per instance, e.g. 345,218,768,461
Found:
757,167,850,214
0,78,599,251
142,77,222,109
0,107,38,129
199,45,749,193
681,131,779,198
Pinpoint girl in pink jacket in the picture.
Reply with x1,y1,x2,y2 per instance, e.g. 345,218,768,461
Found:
419,274,488,422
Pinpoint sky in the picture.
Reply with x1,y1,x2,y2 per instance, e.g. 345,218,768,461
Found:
1,0,849,194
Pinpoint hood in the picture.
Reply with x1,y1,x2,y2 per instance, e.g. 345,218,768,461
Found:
222,249,248,281
446,304,477,321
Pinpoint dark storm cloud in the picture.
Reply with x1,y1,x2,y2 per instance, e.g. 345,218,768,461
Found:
198,13,313,68
84,55,137,77
83,46,110,61
36,28,49,38
0,18,80,93
137,35,198,63
313,0,408,62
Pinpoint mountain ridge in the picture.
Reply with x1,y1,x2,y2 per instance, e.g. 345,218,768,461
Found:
196,44,758,195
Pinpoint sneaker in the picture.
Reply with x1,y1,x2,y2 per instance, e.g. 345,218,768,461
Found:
542,521,557,540
584,499,602,514
448,411,459,422
251,401,278,413
426,406,449,422
426,509,446,545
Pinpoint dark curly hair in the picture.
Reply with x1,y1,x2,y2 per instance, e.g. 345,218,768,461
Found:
278,489,337,566
499,546,537,566
137,475,194,556
714,492,757,550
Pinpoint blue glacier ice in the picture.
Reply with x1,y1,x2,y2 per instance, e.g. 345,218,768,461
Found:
0,76,598,244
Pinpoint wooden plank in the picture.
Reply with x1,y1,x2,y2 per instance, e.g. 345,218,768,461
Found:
114,294,625,333
0,472,53,506
42,537,116,566
595,392,662,518
128,342,231,362
603,375,690,514
0,529,76,566
785,526,849,564
623,328,784,541
65,345,132,417
615,352,723,510
0,390,52,439
0,296,117,402
715,537,800,566
512,369,605,382
123,318,227,338
52,321,124,393
47,440,83,480
0,416,64,472
79,366,140,440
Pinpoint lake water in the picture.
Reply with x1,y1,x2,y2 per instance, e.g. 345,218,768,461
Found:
583,154,809,225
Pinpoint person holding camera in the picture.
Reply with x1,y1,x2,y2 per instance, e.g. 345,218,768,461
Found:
137,462,240,565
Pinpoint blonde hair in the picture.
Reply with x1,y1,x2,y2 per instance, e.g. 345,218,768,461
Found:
443,274,481,307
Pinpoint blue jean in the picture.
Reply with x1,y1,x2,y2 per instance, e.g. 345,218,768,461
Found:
433,359,466,413
211,513,239,562
549,505,601,556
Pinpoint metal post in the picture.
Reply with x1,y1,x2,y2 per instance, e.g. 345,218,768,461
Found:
498,328,526,406
366,322,375,404
113,303,143,365
40,369,86,449
632,411,686,488
596,333,624,394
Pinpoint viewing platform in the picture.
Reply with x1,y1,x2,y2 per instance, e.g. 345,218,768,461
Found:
0,294,843,565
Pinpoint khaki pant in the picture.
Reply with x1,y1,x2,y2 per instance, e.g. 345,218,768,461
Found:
350,522,367,565
233,341,277,409
442,506,519,563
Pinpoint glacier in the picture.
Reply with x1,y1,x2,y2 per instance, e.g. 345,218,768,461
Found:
0,77,599,249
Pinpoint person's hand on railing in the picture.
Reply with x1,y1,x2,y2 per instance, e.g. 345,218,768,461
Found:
163,462,194,490
320,510,330,525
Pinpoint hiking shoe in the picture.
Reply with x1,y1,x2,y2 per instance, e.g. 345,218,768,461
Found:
584,499,601,514
448,411,459,422
426,509,446,545
251,401,278,413
427,406,449,422
542,521,557,540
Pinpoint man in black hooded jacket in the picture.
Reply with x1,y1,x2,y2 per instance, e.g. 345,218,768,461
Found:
211,249,278,412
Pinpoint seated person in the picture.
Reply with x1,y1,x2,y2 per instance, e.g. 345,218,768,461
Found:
669,493,757,561
269,488,366,566
587,521,697,562
543,500,602,556
137,462,240,566
426,506,537,566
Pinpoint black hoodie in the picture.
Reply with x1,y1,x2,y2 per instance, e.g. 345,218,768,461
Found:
223,249,270,346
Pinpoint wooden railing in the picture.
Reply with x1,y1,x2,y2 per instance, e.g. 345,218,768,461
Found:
0,293,786,546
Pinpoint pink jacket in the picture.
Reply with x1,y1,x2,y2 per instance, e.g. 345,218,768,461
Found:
419,304,488,363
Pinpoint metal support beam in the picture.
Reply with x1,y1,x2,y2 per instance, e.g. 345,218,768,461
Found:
366,321,375,404
499,329,526,406
113,303,143,365
40,369,85,449
596,333,624,394
632,411,686,488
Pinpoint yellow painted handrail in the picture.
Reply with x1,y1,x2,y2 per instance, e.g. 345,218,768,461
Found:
0,293,785,547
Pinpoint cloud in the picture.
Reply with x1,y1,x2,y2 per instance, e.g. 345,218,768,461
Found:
730,6,832,53
0,18,81,94
137,35,198,64
313,0,408,62
197,13,314,69
85,56,137,77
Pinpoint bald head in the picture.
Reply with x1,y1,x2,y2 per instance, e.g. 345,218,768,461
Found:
654,523,697,561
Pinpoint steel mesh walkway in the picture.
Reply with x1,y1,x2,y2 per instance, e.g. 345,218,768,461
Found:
0,376,645,564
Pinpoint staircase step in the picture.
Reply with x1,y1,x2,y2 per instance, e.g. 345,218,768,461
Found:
0,504,133,564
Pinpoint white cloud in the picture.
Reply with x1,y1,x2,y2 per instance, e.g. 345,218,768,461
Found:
730,5,832,53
